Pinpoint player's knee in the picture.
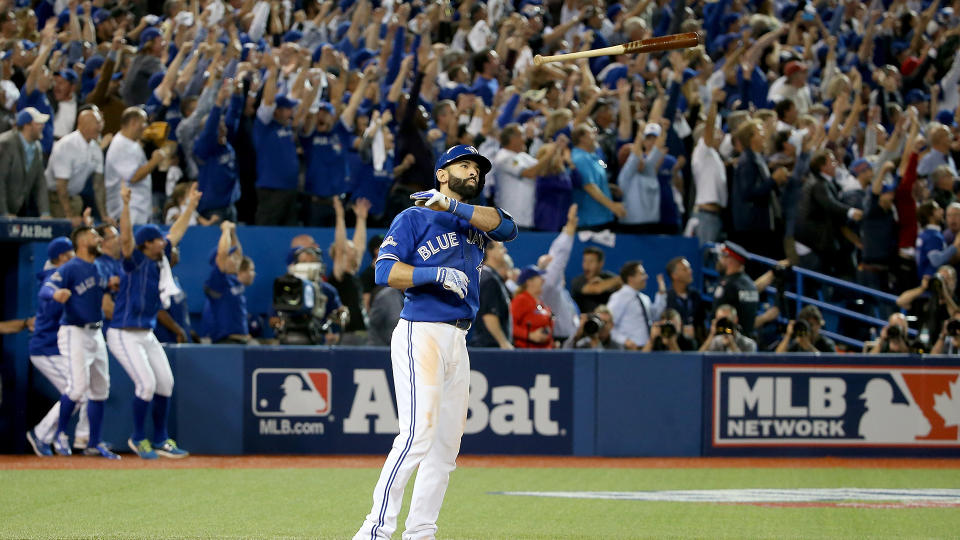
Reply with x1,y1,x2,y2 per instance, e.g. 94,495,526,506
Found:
138,378,157,400
155,376,173,397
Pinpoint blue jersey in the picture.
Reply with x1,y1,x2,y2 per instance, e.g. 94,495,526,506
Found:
155,276,192,343
201,264,248,341
44,257,109,326
252,115,299,190
29,268,64,356
350,153,394,216
376,207,509,322
17,89,54,154
301,120,353,197
112,243,173,329
917,226,947,278
96,255,123,329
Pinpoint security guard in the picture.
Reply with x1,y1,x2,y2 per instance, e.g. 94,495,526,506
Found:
713,242,759,338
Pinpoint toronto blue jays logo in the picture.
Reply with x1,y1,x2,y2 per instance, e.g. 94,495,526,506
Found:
380,236,398,248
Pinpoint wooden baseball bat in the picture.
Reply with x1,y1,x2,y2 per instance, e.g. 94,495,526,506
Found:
533,31,705,66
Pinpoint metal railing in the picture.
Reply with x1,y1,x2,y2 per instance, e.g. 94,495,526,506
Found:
701,243,912,350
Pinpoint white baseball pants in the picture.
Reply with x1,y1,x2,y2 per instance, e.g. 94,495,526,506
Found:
106,328,174,400
354,320,471,540
58,325,110,402
29,354,89,444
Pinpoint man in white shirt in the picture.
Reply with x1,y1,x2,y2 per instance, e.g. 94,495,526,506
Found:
492,123,549,229
767,61,813,114
538,204,581,340
105,107,163,224
51,69,78,140
608,261,667,350
691,87,728,244
46,107,109,224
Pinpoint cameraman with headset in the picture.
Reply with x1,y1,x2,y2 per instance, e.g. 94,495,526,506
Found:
271,245,349,345
565,305,619,350
642,308,698,352
700,304,757,353
869,312,914,354
775,305,837,353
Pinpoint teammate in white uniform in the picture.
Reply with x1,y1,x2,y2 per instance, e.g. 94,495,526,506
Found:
106,184,198,459
353,145,518,540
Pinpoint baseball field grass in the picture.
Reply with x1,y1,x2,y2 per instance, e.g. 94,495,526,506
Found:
2,457,960,539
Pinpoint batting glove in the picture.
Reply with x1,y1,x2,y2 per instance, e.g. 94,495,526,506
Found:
437,267,469,299
410,189,451,211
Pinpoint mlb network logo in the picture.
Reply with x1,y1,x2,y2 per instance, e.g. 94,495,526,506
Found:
713,365,960,447
252,368,331,417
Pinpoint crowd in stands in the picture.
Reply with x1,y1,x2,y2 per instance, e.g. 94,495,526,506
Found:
4,0,960,351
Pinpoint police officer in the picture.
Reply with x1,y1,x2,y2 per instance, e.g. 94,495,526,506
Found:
713,242,759,338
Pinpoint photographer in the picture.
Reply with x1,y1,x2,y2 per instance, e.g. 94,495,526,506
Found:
642,309,698,352
566,305,620,350
869,313,913,354
896,266,960,347
775,305,837,353
272,245,348,345
700,305,758,353
932,315,960,355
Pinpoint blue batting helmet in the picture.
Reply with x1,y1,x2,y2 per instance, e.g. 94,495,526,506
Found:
434,145,492,191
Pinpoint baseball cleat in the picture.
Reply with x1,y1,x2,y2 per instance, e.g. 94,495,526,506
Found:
52,432,72,456
154,439,189,459
128,438,158,460
84,442,121,460
26,430,53,457
72,436,88,450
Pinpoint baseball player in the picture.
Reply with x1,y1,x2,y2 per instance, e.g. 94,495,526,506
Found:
44,224,119,459
353,145,518,540
25,236,90,456
105,183,199,459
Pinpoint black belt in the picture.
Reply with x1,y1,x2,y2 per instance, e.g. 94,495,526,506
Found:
443,319,472,331
74,321,102,330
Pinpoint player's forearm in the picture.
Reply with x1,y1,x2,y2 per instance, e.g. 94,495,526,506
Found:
92,174,108,221
120,198,134,257
384,260,416,289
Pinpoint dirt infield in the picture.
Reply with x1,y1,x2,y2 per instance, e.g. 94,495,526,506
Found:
2,455,960,471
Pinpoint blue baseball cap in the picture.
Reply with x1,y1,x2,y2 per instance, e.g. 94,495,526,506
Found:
17,107,50,126
92,8,111,25
282,29,303,43
134,224,164,245
517,265,546,286
936,109,958,127
56,68,78,84
139,27,162,48
19,40,37,51
606,3,624,19
682,68,699,84
434,144,492,191
275,94,300,109
0,50,12,62
316,101,335,114
47,236,74,261
880,182,897,194
850,158,873,175
905,89,928,105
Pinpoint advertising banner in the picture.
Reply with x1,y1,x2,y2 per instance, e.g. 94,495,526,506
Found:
705,356,960,456
242,348,574,454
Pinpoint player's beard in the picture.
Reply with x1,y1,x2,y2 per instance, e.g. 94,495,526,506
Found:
446,169,480,200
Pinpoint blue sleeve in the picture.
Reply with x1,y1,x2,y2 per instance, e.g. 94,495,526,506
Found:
225,94,243,141
323,283,342,311
122,249,144,273
497,93,520,129
194,106,223,160
376,211,420,265
703,0,730,41
928,241,956,268
653,7,672,37
384,27,406,90
747,66,770,109
39,280,56,300
487,208,519,242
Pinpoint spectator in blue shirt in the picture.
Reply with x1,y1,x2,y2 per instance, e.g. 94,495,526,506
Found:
916,200,960,278
617,119,669,233
252,55,302,226
18,33,55,154
571,123,625,230
194,78,243,224
201,220,256,344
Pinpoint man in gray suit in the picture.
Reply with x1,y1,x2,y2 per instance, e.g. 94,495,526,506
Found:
0,107,50,217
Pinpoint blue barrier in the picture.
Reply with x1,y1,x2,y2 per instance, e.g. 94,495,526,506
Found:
12,347,953,458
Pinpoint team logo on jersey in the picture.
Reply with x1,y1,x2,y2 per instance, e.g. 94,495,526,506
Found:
252,368,331,417
380,236,398,248
712,365,960,447
465,145,478,153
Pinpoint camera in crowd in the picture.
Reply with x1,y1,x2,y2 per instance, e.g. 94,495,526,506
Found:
272,258,348,344
659,321,677,339
715,317,737,335
793,319,812,338
947,319,960,338
582,314,606,337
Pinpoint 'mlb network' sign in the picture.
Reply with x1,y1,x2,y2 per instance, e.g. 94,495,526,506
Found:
712,365,960,448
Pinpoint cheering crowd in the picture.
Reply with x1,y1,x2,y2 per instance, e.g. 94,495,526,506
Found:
3,0,960,351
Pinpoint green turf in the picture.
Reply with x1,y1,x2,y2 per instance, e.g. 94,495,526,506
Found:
2,467,959,539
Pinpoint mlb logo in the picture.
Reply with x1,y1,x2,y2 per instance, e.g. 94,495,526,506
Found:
252,368,331,417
